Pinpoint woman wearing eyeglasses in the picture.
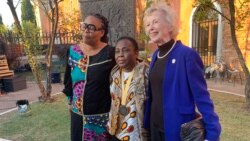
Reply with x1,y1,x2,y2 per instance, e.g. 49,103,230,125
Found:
62,13,115,141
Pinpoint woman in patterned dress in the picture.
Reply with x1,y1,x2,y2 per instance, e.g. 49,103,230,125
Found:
108,37,149,141
62,13,115,141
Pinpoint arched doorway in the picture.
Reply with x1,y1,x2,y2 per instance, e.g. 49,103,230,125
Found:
190,3,223,67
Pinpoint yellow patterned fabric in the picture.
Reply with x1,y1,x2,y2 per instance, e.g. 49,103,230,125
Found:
108,62,149,141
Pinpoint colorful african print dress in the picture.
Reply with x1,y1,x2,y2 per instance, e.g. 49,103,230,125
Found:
108,62,149,141
63,44,115,141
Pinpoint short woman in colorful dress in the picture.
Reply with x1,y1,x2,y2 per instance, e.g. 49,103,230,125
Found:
108,37,149,141
62,13,115,141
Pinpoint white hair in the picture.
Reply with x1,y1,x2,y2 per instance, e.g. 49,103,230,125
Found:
143,1,180,39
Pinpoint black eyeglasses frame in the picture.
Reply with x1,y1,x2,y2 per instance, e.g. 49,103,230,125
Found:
80,22,103,32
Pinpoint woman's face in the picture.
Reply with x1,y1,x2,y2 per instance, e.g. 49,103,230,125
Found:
115,39,138,71
144,11,171,45
80,16,104,45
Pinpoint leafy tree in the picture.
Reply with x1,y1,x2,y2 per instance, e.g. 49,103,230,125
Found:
0,14,7,35
0,15,3,25
58,8,81,33
7,0,62,102
21,0,36,23
57,8,81,43
194,0,250,108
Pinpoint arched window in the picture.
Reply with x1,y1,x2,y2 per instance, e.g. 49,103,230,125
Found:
191,3,222,67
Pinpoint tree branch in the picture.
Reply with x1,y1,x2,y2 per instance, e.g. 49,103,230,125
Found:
14,0,21,9
7,0,22,31
35,0,52,21
207,4,231,22
228,0,250,77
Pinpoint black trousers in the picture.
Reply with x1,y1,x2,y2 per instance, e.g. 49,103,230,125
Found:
150,122,165,141
71,111,83,141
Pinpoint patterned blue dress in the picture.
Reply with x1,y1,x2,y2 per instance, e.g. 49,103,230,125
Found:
63,44,115,141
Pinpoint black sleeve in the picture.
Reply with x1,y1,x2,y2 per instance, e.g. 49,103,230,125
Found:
62,48,73,98
108,45,116,68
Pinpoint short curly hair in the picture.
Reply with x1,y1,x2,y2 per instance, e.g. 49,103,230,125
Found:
116,36,139,52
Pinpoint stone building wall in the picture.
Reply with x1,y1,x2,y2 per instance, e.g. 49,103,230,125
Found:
78,0,136,46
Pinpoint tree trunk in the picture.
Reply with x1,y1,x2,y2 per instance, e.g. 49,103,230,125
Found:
246,76,250,108
7,0,22,32
44,0,60,101
229,0,250,108
7,0,54,102
26,52,46,100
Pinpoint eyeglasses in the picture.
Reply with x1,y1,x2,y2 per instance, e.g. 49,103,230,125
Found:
80,22,103,32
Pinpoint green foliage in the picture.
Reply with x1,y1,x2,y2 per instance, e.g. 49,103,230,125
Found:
21,21,44,79
11,23,21,35
21,0,36,23
21,21,42,55
235,0,250,29
0,15,7,36
0,24,8,34
193,0,218,21
146,0,153,9
193,0,250,30
58,9,81,33
0,14,3,25
58,8,81,43
139,30,150,43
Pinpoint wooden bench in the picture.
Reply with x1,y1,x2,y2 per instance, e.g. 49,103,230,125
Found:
0,55,14,78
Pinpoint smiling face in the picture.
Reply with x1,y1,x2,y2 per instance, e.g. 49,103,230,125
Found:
81,16,104,46
115,39,138,72
144,11,171,46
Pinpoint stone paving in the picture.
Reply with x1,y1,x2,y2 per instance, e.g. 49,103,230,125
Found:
0,79,246,115
0,82,64,115
207,78,245,96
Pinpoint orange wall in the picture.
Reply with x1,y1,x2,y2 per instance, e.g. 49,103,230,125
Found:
34,0,80,33
177,0,194,45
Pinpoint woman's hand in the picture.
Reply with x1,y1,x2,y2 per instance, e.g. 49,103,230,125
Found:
68,104,72,112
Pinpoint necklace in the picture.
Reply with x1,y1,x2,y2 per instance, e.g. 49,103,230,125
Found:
121,69,134,106
157,41,176,59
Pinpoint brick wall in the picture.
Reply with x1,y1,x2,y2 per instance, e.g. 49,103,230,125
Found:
221,4,250,73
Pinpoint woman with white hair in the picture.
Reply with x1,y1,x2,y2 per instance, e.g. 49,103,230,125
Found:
143,1,221,141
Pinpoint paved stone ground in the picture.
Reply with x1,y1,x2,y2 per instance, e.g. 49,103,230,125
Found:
0,82,64,115
0,138,11,141
206,78,245,96
0,79,245,115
